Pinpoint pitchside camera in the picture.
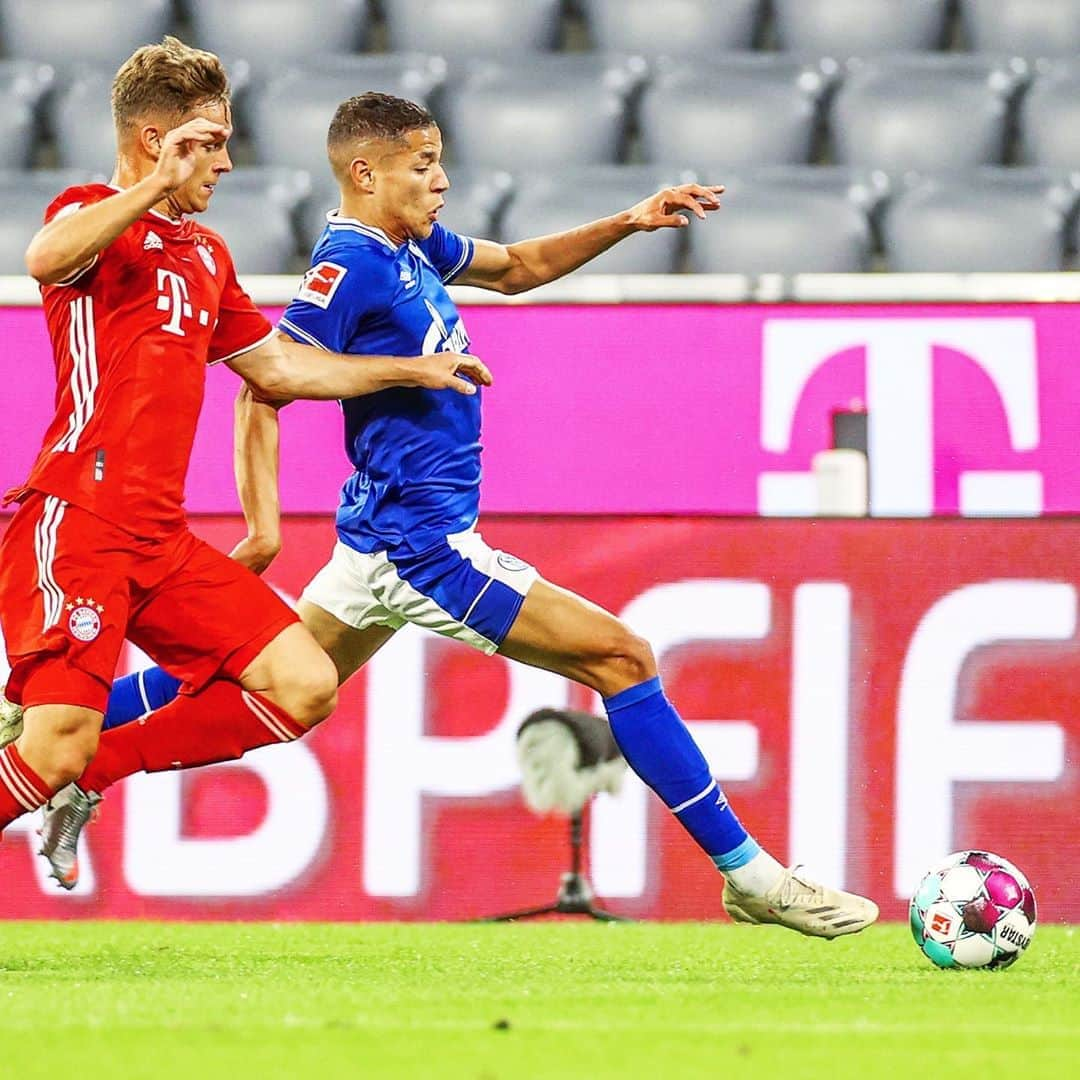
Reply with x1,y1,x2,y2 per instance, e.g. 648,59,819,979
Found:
481,708,628,922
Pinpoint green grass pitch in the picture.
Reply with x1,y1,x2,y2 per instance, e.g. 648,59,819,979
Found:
0,922,1077,1079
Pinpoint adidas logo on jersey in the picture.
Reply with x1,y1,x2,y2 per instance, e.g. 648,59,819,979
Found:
144,231,164,252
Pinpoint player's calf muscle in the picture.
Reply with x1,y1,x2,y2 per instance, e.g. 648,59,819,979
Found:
19,705,101,787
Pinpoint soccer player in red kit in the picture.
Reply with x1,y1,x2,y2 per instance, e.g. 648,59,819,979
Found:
0,38,489,842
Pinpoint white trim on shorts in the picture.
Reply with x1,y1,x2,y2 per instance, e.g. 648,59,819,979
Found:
300,526,537,655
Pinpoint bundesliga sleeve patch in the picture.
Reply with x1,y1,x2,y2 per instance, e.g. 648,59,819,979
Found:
296,261,348,309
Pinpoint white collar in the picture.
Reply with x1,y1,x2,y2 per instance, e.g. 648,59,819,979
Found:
325,210,398,252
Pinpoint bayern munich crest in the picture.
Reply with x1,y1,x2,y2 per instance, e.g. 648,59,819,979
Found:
196,242,216,275
66,597,104,642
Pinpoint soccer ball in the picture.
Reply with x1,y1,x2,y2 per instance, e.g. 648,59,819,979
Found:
909,850,1036,969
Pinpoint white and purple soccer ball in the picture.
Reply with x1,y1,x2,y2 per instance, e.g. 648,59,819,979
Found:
909,850,1037,970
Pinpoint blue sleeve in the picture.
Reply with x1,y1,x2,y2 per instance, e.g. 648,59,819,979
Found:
278,249,376,353
418,223,475,283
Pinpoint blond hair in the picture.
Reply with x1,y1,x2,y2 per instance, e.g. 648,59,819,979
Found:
111,36,229,134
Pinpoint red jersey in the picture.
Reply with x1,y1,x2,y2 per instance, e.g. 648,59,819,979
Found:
9,184,274,539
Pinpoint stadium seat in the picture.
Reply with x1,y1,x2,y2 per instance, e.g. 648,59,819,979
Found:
0,170,99,274
638,56,832,170
248,54,447,171
721,164,893,218
49,68,114,172
772,0,950,56
201,169,311,274
580,0,765,55
500,166,699,273
441,56,645,169
1019,63,1080,168
882,170,1075,271
686,178,872,273
383,0,563,55
0,0,173,71
187,0,371,65
0,60,54,168
0,89,34,169
961,0,1080,58
830,56,1027,174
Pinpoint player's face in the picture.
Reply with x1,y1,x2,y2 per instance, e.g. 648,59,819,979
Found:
376,126,449,242
168,101,234,216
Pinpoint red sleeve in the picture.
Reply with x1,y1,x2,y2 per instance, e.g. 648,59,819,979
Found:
207,246,275,365
43,184,135,287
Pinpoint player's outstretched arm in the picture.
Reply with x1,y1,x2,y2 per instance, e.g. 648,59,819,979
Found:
25,118,230,285
227,334,492,403
456,184,724,295
228,383,283,575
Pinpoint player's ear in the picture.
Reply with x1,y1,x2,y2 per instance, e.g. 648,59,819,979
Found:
138,123,165,161
348,157,375,193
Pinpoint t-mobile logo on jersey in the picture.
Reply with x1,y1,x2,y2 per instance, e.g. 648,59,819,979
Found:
155,268,210,336
757,318,1043,517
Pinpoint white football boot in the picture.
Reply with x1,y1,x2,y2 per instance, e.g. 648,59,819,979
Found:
723,864,879,939
38,784,101,890
0,686,24,749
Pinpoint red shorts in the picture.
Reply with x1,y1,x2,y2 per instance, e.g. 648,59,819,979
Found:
0,492,298,712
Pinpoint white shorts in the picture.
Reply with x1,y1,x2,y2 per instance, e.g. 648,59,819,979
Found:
301,526,538,655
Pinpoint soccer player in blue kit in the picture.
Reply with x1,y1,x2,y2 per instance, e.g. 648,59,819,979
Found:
19,93,877,936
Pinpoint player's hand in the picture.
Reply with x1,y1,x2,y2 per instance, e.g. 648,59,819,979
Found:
410,352,493,395
625,184,725,231
229,534,281,575
152,117,231,193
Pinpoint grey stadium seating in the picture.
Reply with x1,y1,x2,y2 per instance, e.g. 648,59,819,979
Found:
49,68,115,172
1019,63,1080,168
580,0,765,55
200,169,312,274
499,166,700,274
440,55,645,169
383,0,563,55
0,170,99,274
0,0,173,71
830,56,1027,175
772,0,950,56
0,60,54,168
248,54,447,171
718,164,893,218
882,170,1077,272
686,177,872,273
961,0,1080,58
638,57,832,170
187,0,372,64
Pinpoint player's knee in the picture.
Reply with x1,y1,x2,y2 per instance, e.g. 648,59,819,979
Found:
592,627,657,696
51,728,100,787
285,653,339,728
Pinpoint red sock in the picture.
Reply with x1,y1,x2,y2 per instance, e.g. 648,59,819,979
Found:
78,680,307,795
0,743,53,831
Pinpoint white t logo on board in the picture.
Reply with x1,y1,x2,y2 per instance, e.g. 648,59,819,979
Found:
758,319,1042,517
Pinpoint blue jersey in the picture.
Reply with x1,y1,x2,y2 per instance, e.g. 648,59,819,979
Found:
279,213,477,556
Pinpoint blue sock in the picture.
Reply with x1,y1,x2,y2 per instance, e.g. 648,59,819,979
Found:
603,676,760,872
102,667,182,730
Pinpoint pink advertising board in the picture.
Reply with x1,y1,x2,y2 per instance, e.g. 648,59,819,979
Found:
3,303,1078,516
